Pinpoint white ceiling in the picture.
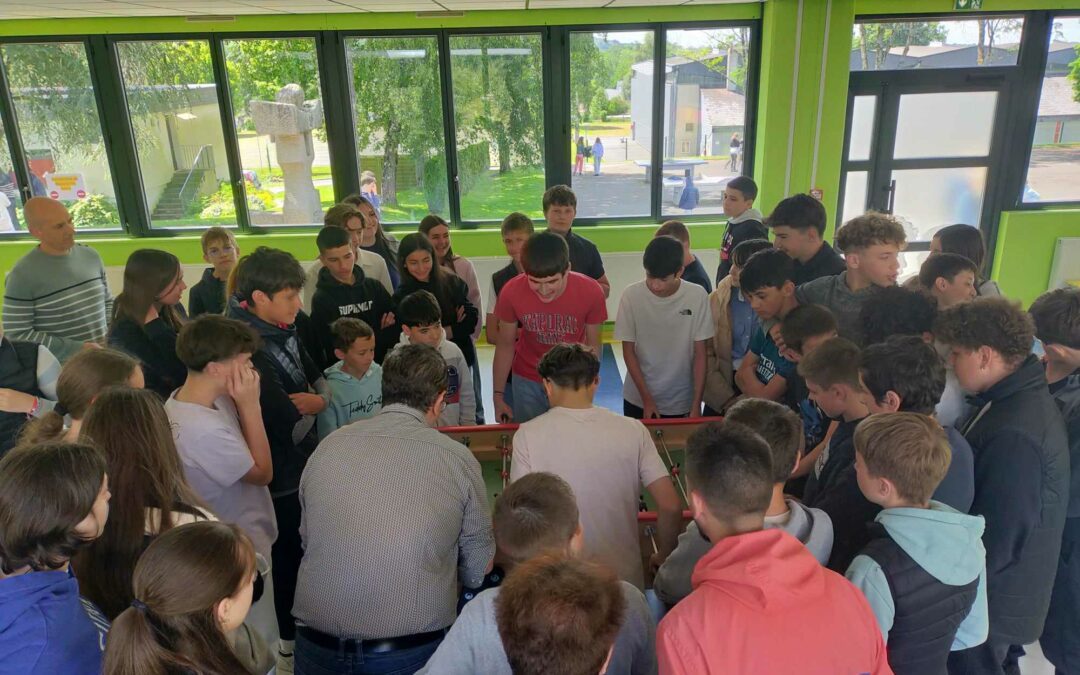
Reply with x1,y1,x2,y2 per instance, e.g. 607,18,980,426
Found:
0,0,757,20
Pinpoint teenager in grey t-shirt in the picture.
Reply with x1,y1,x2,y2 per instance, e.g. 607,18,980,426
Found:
165,393,278,559
417,581,657,675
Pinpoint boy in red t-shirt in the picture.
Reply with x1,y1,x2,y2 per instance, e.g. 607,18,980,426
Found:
492,231,607,423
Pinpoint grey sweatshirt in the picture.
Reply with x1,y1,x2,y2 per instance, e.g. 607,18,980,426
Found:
417,581,657,675
653,498,834,607
794,271,880,346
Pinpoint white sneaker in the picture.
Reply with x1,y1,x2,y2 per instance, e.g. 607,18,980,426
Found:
276,650,294,674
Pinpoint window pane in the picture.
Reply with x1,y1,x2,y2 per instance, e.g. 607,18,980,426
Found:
851,17,1023,71
662,27,750,218
848,95,876,161
117,40,235,229
841,171,868,224
570,30,653,218
224,38,330,227
891,166,987,242
1,42,120,230
450,34,545,221
899,250,931,284
347,36,448,223
0,117,23,233
894,91,997,159
1023,17,1080,203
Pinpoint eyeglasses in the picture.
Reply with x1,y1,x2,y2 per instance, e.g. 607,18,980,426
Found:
207,245,236,258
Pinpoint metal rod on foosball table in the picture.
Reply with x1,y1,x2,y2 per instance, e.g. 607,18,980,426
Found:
499,434,510,490
654,429,689,506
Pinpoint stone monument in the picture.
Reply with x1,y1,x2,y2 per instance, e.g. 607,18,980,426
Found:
250,84,324,225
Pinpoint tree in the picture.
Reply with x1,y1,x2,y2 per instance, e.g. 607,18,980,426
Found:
224,38,321,130
976,18,1023,64
450,35,544,175
349,37,445,207
853,22,948,70
1070,45,1080,105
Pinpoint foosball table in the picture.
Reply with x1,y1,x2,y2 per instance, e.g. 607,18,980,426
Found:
439,416,721,586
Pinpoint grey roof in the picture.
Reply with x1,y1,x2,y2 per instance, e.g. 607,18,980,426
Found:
700,87,745,128
1038,75,1080,118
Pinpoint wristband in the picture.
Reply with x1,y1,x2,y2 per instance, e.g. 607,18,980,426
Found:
27,397,39,417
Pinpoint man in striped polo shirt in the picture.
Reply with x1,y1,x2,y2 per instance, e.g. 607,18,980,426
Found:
2,197,112,362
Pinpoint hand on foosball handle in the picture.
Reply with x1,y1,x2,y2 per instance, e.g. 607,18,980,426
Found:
495,398,513,423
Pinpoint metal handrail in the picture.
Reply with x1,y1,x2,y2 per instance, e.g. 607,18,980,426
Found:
176,144,214,213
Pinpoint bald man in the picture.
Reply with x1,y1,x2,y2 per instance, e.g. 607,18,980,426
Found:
2,198,112,362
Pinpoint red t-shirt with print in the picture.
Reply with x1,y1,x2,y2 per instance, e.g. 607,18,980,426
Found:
494,271,607,383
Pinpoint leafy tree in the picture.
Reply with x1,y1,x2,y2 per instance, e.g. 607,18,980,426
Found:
1070,46,1080,105
450,35,544,175
349,37,446,208
853,22,948,69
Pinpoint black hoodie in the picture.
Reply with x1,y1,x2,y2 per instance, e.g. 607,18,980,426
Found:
188,267,226,317
227,297,325,496
960,355,1070,644
310,265,395,368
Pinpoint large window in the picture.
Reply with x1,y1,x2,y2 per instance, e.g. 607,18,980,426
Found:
1022,16,1080,204
117,39,236,229
0,21,760,236
851,17,1023,71
0,42,120,230
347,36,448,223
450,34,546,222
0,118,21,233
569,30,653,219
224,37,332,227
662,27,751,218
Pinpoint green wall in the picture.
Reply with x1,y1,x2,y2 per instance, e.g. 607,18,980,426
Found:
0,0,1076,306
993,210,1080,307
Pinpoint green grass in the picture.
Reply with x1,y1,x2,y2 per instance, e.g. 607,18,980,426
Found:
130,164,547,229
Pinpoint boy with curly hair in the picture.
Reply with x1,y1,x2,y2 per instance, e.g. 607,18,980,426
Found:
796,212,906,346
935,298,1069,673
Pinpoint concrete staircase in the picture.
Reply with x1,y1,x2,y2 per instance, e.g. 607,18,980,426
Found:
151,170,206,221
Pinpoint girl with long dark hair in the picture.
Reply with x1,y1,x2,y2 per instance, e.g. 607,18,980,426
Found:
393,233,479,371
74,386,210,621
108,249,188,397
344,194,400,290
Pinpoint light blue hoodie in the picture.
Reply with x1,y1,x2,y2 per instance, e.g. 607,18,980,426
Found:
846,501,988,650
317,361,382,439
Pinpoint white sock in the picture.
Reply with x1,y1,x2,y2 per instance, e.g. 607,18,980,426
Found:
278,639,294,656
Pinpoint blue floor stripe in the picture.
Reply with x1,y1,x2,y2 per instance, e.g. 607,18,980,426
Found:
595,343,625,414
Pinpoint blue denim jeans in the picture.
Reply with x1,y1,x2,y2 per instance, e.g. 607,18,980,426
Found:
511,376,549,423
294,630,441,675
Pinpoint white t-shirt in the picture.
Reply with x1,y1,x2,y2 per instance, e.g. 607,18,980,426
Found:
509,406,670,589
165,393,278,559
614,280,714,415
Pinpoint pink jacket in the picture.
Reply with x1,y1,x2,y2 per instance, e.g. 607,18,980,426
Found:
658,528,892,675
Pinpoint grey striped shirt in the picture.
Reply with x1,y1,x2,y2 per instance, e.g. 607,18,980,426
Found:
2,245,113,362
294,403,494,639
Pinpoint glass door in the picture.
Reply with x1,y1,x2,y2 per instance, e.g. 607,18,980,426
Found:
839,72,1009,249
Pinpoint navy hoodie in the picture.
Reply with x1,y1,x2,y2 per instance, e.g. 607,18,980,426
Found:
0,569,109,675
227,297,325,497
188,267,226,317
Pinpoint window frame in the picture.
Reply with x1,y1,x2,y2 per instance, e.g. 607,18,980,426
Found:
0,19,761,239
0,35,132,235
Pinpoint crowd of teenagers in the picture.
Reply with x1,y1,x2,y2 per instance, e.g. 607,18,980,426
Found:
0,176,1077,675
